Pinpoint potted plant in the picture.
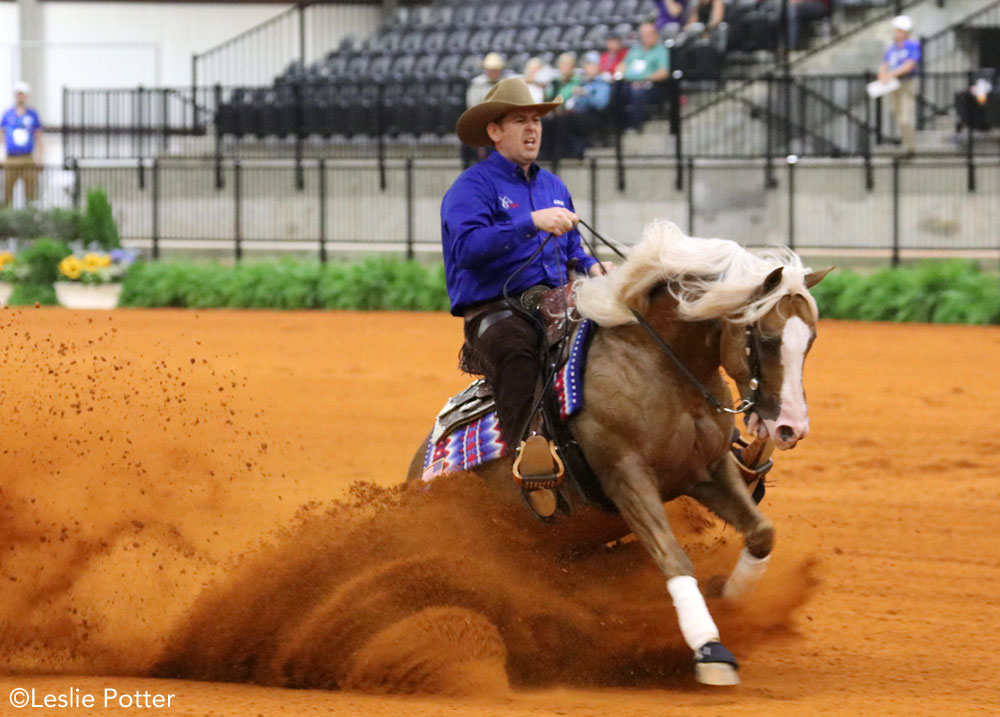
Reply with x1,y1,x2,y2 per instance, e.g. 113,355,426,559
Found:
54,249,135,309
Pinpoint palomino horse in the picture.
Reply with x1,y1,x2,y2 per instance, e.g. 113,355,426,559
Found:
408,221,830,686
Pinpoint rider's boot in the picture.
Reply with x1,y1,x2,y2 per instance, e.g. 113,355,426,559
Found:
512,429,564,518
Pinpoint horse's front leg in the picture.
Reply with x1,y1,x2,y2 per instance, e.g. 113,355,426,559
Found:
599,453,739,685
686,455,775,599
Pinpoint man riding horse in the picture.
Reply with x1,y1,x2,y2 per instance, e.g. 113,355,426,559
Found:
441,77,613,501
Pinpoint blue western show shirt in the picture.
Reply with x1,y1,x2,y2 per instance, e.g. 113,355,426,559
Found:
883,39,922,76
1,108,42,156
440,151,597,316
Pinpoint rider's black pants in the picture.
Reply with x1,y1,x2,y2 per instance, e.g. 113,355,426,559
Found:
463,305,544,448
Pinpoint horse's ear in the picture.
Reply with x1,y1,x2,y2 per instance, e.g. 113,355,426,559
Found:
804,266,834,288
757,267,784,298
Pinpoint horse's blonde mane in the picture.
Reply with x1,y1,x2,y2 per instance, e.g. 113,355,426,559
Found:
574,220,817,326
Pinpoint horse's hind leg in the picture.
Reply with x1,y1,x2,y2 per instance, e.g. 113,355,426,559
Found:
599,455,738,685
686,456,775,599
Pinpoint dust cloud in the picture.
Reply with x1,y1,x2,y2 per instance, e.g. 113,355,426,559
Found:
0,308,818,696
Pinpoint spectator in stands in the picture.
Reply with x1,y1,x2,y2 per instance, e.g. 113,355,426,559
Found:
787,0,829,52
599,32,628,80
573,53,613,115
686,0,723,32
618,21,670,129
547,53,581,104
464,53,513,164
1,81,44,208
879,15,921,156
544,52,613,160
443,77,608,497
522,58,550,103
684,0,726,52
467,53,511,108
653,0,688,30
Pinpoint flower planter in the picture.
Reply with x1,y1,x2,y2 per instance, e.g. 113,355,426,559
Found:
0,282,12,306
54,281,122,309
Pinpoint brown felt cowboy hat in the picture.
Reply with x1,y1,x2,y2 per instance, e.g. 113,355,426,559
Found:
455,77,562,147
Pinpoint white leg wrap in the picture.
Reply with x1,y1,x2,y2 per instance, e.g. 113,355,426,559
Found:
722,548,771,599
666,575,720,651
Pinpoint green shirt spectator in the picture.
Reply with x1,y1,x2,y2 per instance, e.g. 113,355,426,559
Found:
621,42,670,82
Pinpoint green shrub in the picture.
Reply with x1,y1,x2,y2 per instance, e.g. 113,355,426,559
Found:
17,238,71,284
120,257,450,311
40,208,83,243
80,188,120,250
0,207,83,242
812,261,1000,325
8,282,57,306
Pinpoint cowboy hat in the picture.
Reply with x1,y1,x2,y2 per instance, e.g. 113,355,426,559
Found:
455,77,562,147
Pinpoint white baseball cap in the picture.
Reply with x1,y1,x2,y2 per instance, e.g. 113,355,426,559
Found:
13,81,29,95
892,15,913,32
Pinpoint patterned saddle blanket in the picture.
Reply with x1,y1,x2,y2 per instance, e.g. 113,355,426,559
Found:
421,319,594,482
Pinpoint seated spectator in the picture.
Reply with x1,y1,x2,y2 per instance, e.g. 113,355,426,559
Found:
599,33,628,80
466,53,511,108
617,21,670,129
684,0,727,53
653,0,688,30
547,52,581,103
955,74,1000,132
573,53,613,114
541,53,613,161
464,53,512,164
522,57,552,103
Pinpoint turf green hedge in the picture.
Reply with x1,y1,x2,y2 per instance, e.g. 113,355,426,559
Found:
809,261,1000,325
119,257,451,311
114,257,1000,324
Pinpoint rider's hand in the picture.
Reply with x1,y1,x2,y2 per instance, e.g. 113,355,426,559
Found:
589,261,615,277
531,207,578,237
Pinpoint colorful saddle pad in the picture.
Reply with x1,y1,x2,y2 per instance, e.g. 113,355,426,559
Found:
421,320,594,482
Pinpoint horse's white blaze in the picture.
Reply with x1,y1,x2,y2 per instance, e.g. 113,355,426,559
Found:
765,315,811,448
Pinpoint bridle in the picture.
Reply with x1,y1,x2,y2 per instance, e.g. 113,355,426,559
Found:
628,307,761,416
578,217,762,417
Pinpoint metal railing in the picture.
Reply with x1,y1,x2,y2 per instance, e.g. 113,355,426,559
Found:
191,2,368,92
4,157,998,268
61,86,217,161
59,68,997,195
920,0,1000,73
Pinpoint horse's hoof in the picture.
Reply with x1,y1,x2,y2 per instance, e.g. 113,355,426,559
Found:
694,641,740,686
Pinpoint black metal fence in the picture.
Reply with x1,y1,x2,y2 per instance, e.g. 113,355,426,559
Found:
920,0,1000,73
4,157,997,267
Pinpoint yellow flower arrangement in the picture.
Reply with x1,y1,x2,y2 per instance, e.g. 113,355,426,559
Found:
0,252,14,269
58,249,134,284
59,256,84,280
83,253,112,270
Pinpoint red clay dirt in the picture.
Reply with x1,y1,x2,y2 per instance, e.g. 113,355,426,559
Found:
0,307,996,716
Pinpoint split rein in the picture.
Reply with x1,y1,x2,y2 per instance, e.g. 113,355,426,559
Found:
576,218,759,417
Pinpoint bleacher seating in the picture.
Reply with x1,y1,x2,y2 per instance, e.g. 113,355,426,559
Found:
213,0,821,143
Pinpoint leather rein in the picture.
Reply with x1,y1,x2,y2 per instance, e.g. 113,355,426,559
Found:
578,218,760,417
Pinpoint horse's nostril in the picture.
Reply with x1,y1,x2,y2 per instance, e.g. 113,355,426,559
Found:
778,425,795,442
